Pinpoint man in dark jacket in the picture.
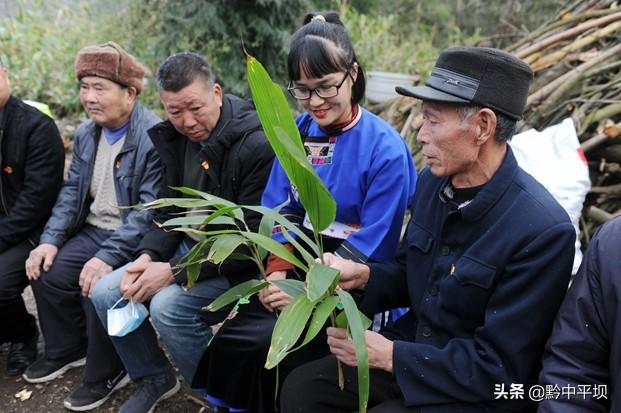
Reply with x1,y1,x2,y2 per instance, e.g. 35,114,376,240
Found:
538,218,620,412
90,52,274,413
23,42,162,412
281,48,576,413
0,57,65,376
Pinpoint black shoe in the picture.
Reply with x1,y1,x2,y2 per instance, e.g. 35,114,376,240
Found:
63,370,130,411
22,352,86,383
118,369,180,413
6,330,38,376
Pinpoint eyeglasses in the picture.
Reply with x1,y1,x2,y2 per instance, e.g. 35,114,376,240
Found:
287,71,351,100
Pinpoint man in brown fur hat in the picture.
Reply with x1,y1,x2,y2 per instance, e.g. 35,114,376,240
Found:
23,42,163,412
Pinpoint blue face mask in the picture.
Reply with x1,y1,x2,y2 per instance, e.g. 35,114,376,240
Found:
107,297,149,337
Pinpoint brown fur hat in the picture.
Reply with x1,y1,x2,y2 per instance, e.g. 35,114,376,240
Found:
75,42,148,94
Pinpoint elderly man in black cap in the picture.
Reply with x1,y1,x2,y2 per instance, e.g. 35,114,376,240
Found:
280,47,576,412
23,42,162,412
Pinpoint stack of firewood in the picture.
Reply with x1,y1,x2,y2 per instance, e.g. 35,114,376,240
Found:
374,0,621,244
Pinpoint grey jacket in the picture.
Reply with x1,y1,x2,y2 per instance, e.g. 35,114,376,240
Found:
39,102,162,267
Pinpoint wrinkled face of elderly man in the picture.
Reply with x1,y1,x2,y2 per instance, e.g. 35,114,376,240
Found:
418,101,498,187
79,76,137,129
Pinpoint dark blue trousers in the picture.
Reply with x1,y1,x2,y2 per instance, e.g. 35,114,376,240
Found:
280,354,418,413
30,225,123,384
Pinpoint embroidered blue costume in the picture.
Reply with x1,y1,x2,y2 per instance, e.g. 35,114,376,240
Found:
263,108,416,262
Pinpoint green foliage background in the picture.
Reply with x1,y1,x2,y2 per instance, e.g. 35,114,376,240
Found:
0,0,567,123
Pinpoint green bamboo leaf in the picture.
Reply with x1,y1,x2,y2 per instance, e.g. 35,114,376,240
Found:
246,55,301,150
201,205,244,224
244,205,319,264
258,213,275,238
257,214,275,260
204,216,237,226
174,238,217,289
169,186,244,222
169,228,240,236
337,289,369,413
270,279,306,298
293,295,339,351
186,262,200,289
171,186,237,207
244,205,318,255
246,54,336,232
161,215,212,227
228,252,253,261
207,234,247,264
265,294,315,369
273,126,322,177
240,231,308,272
306,262,340,303
275,126,337,234
162,210,240,232
206,279,269,312
144,198,215,209
174,239,213,268
277,226,316,268
335,308,373,331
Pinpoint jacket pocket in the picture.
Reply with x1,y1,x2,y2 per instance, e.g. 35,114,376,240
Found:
453,255,496,289
438,255,497,332
406,223,433,254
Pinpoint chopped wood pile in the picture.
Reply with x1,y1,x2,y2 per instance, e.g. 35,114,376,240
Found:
373,0,621,245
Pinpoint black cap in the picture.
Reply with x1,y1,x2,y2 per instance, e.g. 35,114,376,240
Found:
396,47,533,120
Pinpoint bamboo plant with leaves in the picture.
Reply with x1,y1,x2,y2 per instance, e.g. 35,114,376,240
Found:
142,52,372,412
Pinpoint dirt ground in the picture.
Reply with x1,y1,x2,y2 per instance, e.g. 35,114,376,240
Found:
0,287,204,413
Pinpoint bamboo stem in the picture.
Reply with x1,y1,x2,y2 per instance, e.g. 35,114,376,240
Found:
329,312,345,389
516,11,621,59
510,9,616,52
526,42,621,109
582,103,621,133
529,20,621,71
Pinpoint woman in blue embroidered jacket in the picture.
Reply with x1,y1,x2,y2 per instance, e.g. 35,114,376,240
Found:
192,11,417,413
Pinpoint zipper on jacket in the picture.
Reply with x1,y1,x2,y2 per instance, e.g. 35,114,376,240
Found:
75,131,98,231
113,151,129,217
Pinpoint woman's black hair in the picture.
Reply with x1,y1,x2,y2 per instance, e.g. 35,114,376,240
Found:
287,12,365,105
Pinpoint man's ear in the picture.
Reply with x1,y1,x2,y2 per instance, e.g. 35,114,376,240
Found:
126,86,138,103
475,108,497,146
212,83,224,108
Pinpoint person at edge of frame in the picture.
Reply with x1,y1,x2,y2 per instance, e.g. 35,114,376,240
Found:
0,55,64,377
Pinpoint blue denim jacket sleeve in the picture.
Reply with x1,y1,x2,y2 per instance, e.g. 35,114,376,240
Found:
39,125,89,247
